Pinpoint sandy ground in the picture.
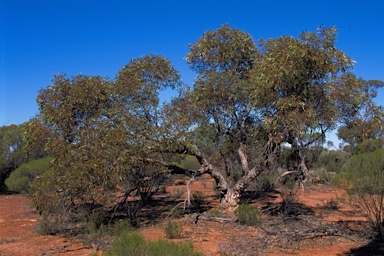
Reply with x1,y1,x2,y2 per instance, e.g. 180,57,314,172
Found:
1,180,383,255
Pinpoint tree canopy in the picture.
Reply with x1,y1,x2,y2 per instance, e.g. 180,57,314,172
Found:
29,25,382,218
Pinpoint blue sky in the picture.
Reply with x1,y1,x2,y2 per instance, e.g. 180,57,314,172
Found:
1,0,383,145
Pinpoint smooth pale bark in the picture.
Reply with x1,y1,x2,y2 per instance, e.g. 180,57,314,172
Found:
205,144,262,209
143,144,262,210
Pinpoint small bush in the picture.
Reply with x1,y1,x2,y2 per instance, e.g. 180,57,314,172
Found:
208,209,223,218
337,148,384,239
322,198,339,211
191,191,205,207
84,220,135,248
235,204,261,226
5,157,53,194
317,150,350,173
105,232,202,256
254,172,276,193
172,187,186,199
105,232,146,256
37,216,62,235
164,221,183,239
313,168,337,185
168,204,184,218
83,211,107,235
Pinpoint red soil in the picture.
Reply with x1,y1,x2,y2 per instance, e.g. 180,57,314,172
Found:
0,180,382,255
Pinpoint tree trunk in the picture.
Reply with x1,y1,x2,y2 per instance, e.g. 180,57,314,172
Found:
220,188,241,210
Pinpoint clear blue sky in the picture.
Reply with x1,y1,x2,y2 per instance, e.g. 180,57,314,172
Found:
1,0,383,145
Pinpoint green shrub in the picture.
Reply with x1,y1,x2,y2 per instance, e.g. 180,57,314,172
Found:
191,191,205,207
164,221,183,239
105,232,202,256
82,219,135,248
235,204,261,226
83,211,107,234
317,150,350,173
168,204,184,218
105,232,146,256
356,138,384,154
258,173,275,192
37,216,62,235
337,148,384,238
208,209,222,218
5,156,53,194
172,187,186,199
313,168,337,184
178,155,201,170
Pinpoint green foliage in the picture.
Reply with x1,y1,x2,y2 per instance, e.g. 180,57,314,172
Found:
337,79,384,151
22,118,50,161
305,145,325,169
30,168,63,217
252,27,356,143
83,218,135,247
37,216,62,235
0,124,26,193
105,232,146,256
178,155,201,170
191,191,205,207
356,138,384,154
313,168,337,185
235,204,261,226
164,220,183,239
35,54,182,219
172,187,186,200
254,172,276,192
337,148,384,238
83,211,107,234
168,204,184,218
208,208,223,218
317,150,350,173
105,232,202,256
31,24,381,215
5,156,53,194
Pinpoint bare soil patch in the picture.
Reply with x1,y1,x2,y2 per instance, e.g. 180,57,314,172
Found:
1,180,384,255
0,194,96,256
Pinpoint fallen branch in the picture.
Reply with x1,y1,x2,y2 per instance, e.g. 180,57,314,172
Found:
257,217,344,240
194,213,237,224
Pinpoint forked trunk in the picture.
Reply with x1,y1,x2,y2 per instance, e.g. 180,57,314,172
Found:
220,188,241,210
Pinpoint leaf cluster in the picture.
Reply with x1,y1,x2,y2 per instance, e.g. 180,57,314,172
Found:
251,27,356,143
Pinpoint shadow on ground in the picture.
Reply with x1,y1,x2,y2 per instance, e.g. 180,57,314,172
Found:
341,235,384,255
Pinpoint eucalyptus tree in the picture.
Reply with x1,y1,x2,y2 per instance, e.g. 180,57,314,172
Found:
251,27,361,185
34,25,370,213
163,24,269,208
164,25,363,208
34,55,182,214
